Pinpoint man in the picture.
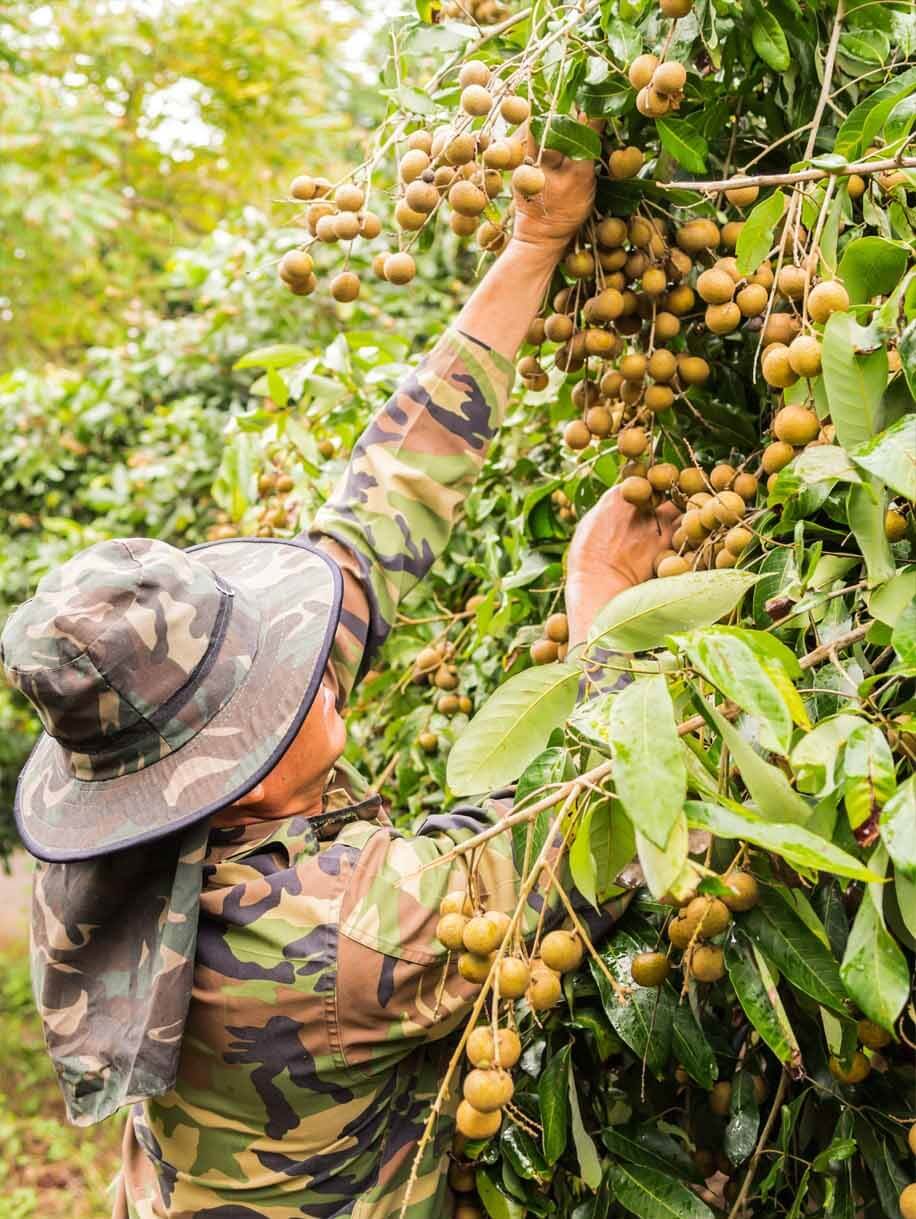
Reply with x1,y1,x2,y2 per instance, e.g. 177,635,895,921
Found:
2,144,675,1218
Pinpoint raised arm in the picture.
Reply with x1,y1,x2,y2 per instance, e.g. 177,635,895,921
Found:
309,148,597,701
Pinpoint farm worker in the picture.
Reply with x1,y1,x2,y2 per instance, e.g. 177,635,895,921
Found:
1,143,675,1219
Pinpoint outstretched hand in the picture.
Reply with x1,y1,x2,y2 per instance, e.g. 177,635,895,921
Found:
512,124,600,251
565,489,680,647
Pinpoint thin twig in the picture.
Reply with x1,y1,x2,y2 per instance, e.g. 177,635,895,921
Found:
727,1068,790,1219
659,154,915,192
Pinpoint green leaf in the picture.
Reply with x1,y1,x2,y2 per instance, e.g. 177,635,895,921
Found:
530,114,602,160
822,312,889,450
880,775,916,882
234,343,312,370
568,1059,602,1189
609,675,686,848
476,1170,527,1219
725,1071,760,1166
751,6,790,70
846,480,895,586
381,83,438,115
790,715,866,796
741,887,847,1011
851,415,916,502
704,703,813,825
856,1118,911,1219
840,883,909,1031
868,567,916,627
834,66,916,157
266,365,289,408
589,570,759,653
570,803,600,909
769,445,862,503
893,602,916,666
447,664,580,795
607,1162,716,1219
500,1124,549,1182
538,1043,571,1164
635,811,690,900
725,928,802,1066
685,801,882,882
601,1126,697,1181
843,723,896,830
591,927,674,1077
590,801,637,899
675,628,793,755
513,748,572,875
736,190,785,275
656,117,708,173
672,1000,718,1088
837,236,909,305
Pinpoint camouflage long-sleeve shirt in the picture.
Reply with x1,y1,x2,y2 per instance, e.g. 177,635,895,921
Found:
117,330,627,1219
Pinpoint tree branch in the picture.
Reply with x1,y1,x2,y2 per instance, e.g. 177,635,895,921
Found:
659,154,916,193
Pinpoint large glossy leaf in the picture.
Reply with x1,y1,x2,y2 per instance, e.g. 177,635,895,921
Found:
741,887,847,1012
834,65,916,157
530,114,602,159
607,1162,715,1219
589,570,758,654
868,567,916,627
725,927,802,1067
675,628,793,754
635,811,690,900
591,927,674,1077
822,312,889,450
447,664,580,795
590,801,636,899
602,1126,698,1181
570,803,600,909
840,884,909,1031
685,801,882,882
838,236,909,305
790,715,865,796
705,703,813,825
736,189,785,275
893,602,916,666
568,1059,602,1188
856,1118,910,1219
770,445,862,503
750,6,790,69
476,1171,526,1219
500,1124,548,1182
846,480,895,586
671,1000,718,1088
609,675,686,848
851,415,916,501
725,1070,760,1165
513,748,573,874
842,723,896,830
880,775,916,882
656,117,708,173
538,1043,570,1165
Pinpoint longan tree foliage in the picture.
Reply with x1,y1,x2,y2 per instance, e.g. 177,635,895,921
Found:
2,0,916,1215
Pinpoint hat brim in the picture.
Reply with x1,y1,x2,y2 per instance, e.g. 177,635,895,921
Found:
14,538,342,863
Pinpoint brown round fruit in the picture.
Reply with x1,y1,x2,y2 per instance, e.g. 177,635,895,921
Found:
463,1067,513,1112
676,219,720,254
908,1125,916,1155
706,302,741,334
658,554,691,577
808,280,850,324
631,951,671,987
652,60,687,94
709,1080,732,1116
667,916,694,949
513,164,546,198
762,441,796,474
697,268,736,304
762,343,799,389
527,964,563,1010
461,83,493,116
500,94,530,124
628,54,660,89
419,731,438,754
463,915,503,955
458,951,495,984
685,896,732,937
546,612,570,643
774,404,820,446
610,146,645,179
732,472,759,501
689,944,726,982
384,253,416,285
621,475,654,508
498,957,531,999
762,312,801,346
736,283,768,317
724,180,760,207
441,891,473,917
531,637,559,665
724,526,753,557
456,1099,501,1139
900,1185,916,1219
437,913,470,950
828,1051,871,1085
467,1025,522,1069
678,355,711,386
330,271,360,303
788,334,822,378
586,405,613,437
660,0,693,15
618,426,648,457
857,1019,891,1050
777,264,808,301
448,1160,476,1193
540,930,584,974
885,509,908,541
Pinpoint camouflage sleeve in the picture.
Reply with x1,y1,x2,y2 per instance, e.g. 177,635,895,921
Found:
336,802,630,1064
308,328,514,701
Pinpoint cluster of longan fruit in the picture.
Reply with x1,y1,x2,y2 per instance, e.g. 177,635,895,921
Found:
530,611,569,665
644,460,762,576
278,177,383,300
759,276,850,389
414,639,472,755
628,53,687,120
435,890,584,1138
439,0,508,24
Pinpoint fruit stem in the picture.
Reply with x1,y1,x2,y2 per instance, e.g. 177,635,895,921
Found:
659,154,916,193
726,1068,790,1219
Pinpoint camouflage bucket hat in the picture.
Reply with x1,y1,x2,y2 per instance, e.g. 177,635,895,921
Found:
2,536,342,862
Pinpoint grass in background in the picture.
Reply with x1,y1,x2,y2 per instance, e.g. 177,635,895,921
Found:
0,944,123,1219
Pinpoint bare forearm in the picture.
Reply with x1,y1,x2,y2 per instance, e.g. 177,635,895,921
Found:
455,237,563,362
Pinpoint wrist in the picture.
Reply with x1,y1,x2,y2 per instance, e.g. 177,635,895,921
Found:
505,234,568,268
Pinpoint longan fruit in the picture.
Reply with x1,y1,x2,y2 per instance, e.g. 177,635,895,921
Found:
709,463,735,491
621,353,648,382
315,212,341,242
459,59,490,87
618,426,648,456
500,94,530,124
732,473,758,502
395,200,427,231
667,915,694,948
646,384,675,412
724,180,759,207
679,466,707,494
857,1019,891,1050
360,211,382,239
584,329,618,358
477,220,507,253
776,264,808,301
456,1100,501,1139
592,289,627,324
498,957,531,998
828,1051,870,1085
685,896,732,937
736,283,768,317
788,334,822,378
648,462,679,492
540,930,584,973
317,438,335,459
600,369,624,398
660,0,693,14
621,475,654,508
546,612,570,643
419,730,439,753
900,1185,916,1219
709,1081,732,1116
404,179,439,214
697,268,736,304
406,129,433,154
544,313,575,344
458,951,495,984
647,349,677,382
808,280,850,323
449,180,488,217
290,174,316,200
657,554,691,577
715,548,737,569
636,84,670,117
676,219,720,254
445,133,477,166
774,404,819,446
631,951,671,986
720,220,744,249
332,211,360,241
463,1067,513,1112
762,343,799,389
527,965,563,1010
846,173,866,199
724,526,753,556
461,83,493,116
716,255,742,282
467,1026,522,1068
335,183,365,212
665,284,696,315
908,1125,916,1155
761,441,796,474
565,249,596,279
441,891,474,917
438,693,460,716
437,913,470,950
330,272,360,303
279,249,314,283
713,490,747,526
513,164,546,198
610,146,645,179
762,312,801,346
689,944,726,982
628,54,660,89
706,303,742,334
885,509,908,541
653,60,687,94
572,380,601,410
642,267,668,297
531,637,559,664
